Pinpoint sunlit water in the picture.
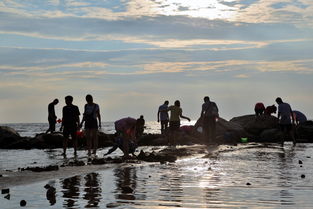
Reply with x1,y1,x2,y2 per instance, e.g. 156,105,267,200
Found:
1,123,313,208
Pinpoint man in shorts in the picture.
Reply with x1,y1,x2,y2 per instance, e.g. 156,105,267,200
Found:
157,101,169,134
80,94,101,157
167,100,190,146
60,96,80,156
276,97,296,145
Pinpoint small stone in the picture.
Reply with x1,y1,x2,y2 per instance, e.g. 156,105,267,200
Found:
300,165,303,167
204,161,208,164
4,194,10,200
148,175,151,178
1,188,9,194
299,160,303,164
307,156,311,158
246,182,251,186
20,200,27,207
301,174,305,178
0,174,2,177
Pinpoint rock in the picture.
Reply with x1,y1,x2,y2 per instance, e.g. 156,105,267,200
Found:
21,165,59,172
0,126,21,148
20,200,27,207
299,160,303,164
216,118,248,143
246,182,251,185
1,188,9,194
4,194,10,200
259,129,283,142
230,115,279,136
296,121,313,142
301,174,305,178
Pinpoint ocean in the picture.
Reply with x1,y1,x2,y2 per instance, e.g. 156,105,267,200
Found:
1,122,313,208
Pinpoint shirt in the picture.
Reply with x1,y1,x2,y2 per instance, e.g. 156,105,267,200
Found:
168,105,182,122
278,102,292,124
158,104,169,121
114,117,137,132
84,103,99,119
62,105,80,128
48,102,56,119
293,110,307,124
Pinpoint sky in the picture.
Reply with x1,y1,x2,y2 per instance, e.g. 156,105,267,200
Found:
0,0,313,123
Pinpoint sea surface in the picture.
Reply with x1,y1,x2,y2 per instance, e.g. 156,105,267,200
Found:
1,122,313,208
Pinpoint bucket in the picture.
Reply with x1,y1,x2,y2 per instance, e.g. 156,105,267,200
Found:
241,137,248,143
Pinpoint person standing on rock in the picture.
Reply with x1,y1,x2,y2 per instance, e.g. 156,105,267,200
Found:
167,100,191,146
136,115,145,138
275,97,296,145
157,100,169,134
60,96,80,156
80,94,101,158
201,96,219,144
46,99,59,134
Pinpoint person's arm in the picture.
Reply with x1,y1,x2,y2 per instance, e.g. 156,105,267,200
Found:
290,108,295,125
180,114,191,122
97,105,101,128
104,144,118,156
60,108,64,131
79,105,86,128
157,108,160,122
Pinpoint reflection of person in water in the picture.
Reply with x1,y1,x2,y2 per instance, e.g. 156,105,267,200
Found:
46,99,59,134
84,173,102,208
104,133,137,157
61,175,81,208
114,167,137,201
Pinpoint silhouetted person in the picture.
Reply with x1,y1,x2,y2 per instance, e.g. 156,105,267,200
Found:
80,94,101,157
201,96,219,144
158,100,169,134
276,97,296,145
46,99,59,133
254,102,265,116
167,100,190,146
114,117,137,158
264,105,277,115
292,110,307,125
136,115,145,138
60,96,80,156
104,132,137,157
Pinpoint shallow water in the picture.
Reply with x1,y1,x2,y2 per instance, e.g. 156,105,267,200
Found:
1,143,313,208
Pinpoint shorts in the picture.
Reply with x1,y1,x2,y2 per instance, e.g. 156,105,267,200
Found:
85,118,98,129
169,121,180,131
63,127,77,139
280,124,292,132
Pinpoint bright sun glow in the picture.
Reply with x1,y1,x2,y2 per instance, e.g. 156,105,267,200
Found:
153,0,238,20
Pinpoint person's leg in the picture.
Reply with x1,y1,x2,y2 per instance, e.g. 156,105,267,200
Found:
288,124,296,145
92,129,98,155
62,129,70,155
71,131,78,156
122,132,130,157
161,120,165,134
85,129,92,156
210,118,216,143
203,117,210,144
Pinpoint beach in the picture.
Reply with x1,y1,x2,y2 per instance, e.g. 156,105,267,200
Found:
1,122,313,208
